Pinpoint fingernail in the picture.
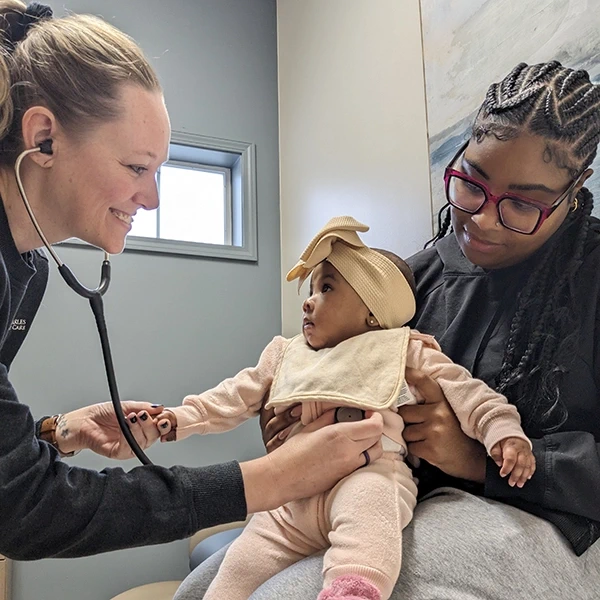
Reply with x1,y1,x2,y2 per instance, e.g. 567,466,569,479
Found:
291,406,302,417
278,430,288,440
140,413,148,421
160,422,169,429
130,416,138,424
151,404,163,408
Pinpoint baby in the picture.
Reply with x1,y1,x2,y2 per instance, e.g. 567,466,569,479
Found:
155,216,535,600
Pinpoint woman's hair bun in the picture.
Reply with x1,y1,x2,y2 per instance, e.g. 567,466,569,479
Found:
3,2,53,50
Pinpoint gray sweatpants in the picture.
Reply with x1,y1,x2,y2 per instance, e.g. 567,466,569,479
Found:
174,488,600,600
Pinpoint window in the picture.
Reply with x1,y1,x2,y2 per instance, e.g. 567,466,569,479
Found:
130,162,232,246
125,132,257,260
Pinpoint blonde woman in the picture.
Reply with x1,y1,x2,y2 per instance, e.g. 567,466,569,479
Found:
0,1,382,560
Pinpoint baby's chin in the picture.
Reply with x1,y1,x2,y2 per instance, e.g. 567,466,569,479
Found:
303,332,347,351
303,333,320,350
303,330,326,350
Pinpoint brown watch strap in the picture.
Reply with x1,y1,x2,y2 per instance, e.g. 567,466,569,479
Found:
39,415,77,457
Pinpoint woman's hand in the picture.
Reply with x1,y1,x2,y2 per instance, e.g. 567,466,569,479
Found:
55,402,166,459
398,367,487,483
241,410,384,513
259,403,302,452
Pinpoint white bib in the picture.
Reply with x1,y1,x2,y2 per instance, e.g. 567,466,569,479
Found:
266,328,411,411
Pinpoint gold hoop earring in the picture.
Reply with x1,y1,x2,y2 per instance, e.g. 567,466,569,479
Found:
571,198,579,212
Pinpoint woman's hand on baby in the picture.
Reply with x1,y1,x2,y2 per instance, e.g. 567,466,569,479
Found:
61,401,166,459
130,408,177,443
247,409,383,511
399,367,487,483
259,403,303,452
490,437,536,488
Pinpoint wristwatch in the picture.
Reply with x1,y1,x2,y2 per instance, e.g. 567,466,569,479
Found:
39,414,79,457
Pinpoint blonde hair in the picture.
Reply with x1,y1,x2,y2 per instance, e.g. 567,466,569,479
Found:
0,1,161,164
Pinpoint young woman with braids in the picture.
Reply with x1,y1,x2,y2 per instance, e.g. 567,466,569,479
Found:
177,61,600,600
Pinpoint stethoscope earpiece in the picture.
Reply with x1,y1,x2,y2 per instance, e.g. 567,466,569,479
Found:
38,139,53,155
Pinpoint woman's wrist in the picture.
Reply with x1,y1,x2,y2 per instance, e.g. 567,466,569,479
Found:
53,409,88,455
239,455,283,514
38,413,82,456
463,443,487,483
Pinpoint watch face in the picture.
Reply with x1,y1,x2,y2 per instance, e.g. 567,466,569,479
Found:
335,407,365,423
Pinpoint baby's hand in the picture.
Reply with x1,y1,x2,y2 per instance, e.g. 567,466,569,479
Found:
489,437,536,488
153,409,178,442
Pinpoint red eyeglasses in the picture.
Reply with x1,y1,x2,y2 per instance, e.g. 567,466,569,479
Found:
444,141,581,235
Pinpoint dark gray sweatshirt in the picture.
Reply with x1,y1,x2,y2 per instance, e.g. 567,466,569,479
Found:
0,199,247,560
407,219,600,556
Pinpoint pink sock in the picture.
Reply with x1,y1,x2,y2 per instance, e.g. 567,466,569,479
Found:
318,575,382,600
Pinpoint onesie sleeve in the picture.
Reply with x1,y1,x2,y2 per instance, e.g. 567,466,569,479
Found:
406,337,531,453
169,337,288,439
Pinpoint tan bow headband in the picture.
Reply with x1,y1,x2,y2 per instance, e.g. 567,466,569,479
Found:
286,216,416,328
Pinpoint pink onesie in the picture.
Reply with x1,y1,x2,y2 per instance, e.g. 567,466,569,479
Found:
170,329,529,600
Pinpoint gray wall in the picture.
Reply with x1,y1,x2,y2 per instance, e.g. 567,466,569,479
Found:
8,1,280,598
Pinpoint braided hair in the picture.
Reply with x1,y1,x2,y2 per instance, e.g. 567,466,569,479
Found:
432,62,600,435
426,202,452,247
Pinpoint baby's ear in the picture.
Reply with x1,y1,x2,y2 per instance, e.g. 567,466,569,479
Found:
366,313,380,328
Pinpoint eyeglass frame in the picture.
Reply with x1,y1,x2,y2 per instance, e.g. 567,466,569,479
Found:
443,140,582,235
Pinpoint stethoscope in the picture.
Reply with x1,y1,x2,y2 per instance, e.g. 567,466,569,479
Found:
15,140,152,465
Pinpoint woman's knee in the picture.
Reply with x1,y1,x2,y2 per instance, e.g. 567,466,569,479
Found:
173,544,228,600
393,490,592,600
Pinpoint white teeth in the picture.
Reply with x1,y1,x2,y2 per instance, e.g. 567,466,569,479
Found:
110,209,132,225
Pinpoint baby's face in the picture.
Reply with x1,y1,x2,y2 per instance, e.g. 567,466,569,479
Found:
302,261,373,350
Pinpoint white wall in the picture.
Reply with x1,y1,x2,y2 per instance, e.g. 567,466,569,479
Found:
277,0,433,336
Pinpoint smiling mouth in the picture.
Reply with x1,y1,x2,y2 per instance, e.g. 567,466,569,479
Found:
110,209,133,226
464,229,502,248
